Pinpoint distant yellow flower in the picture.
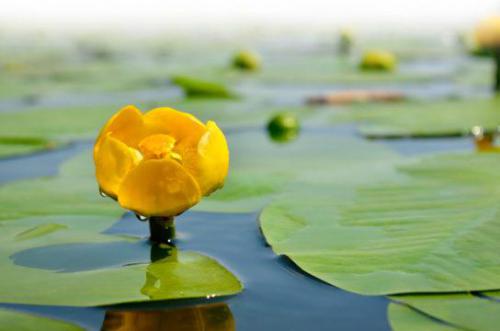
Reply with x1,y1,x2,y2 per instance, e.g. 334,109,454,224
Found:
475,16,500,49
94,105,229,217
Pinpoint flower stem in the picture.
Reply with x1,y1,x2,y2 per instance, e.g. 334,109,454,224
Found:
148,216,175,244
494,48,500,93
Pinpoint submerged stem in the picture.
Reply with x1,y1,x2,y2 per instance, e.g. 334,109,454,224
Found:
148,216,175,244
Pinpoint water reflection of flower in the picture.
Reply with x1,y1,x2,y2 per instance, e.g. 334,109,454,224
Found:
101,303,235,331
94,105,229,218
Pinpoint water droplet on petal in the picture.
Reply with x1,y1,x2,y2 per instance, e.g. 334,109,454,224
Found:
135,213,149,222
99,189,108,198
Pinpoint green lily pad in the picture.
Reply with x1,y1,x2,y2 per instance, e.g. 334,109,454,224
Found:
260,152,500,295
335,98,500,138
0,137,56,158
0,216,241,306
198,131,401,213
392,292,500,331
388,303,461,331
0,308,83,331
0,219,242,306
0,152,121,221
0,151,242,306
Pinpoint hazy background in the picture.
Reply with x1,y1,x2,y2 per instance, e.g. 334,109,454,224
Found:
1,0,499,33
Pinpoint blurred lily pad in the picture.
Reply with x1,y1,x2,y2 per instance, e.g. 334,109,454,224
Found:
0,137,56,158
198,131,401,212
0,308,83,331
260,152,500,295
171,75,235,99
0,98,303,158
336,98,500,138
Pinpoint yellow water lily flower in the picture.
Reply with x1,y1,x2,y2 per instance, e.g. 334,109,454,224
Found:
94,105,229,217
475,16,500,49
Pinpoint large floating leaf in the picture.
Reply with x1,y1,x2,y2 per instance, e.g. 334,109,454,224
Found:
0,152,121,221
0,152,242,306
260,152,500,295
388,303,461,331
0,216,242,306
335,98,500,138
392,292,500,331
0,308,83,331
198,131,401,213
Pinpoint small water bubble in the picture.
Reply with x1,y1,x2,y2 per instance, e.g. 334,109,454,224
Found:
135,213,149,222
99,189,108,198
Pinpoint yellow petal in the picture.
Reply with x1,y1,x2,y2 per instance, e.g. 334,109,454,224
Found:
182,121,230,195
94,105,144,159
94,133,142,198
117,159,202,217
143,107,207,147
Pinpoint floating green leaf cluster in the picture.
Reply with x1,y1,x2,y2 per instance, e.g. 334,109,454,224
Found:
1,32,499,329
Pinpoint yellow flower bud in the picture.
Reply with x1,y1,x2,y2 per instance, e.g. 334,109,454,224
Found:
94,105,229,217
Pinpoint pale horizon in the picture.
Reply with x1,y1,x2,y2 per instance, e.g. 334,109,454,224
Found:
1,0,499,33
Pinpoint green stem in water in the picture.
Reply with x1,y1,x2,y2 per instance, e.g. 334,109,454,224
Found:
494,48,500,93
148,216,175,245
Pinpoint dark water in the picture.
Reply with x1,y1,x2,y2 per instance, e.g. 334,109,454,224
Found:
0,141,88,185
0,127,473,331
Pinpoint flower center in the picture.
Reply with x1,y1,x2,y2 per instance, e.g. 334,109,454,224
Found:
138,134,182,161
